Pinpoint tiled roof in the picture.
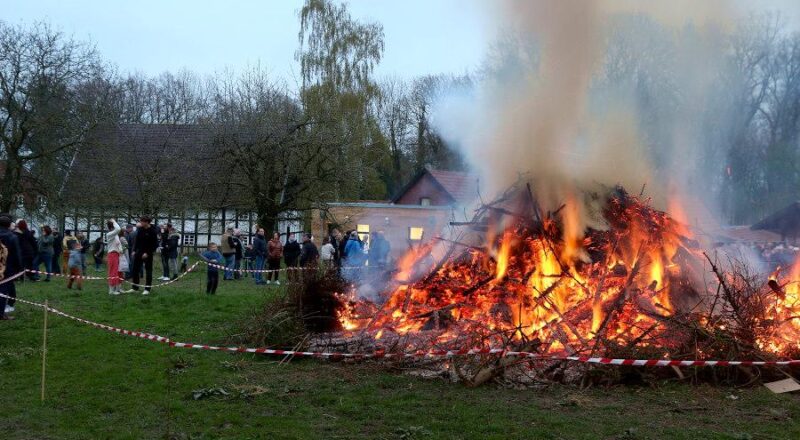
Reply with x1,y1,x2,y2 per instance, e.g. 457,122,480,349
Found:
427,169,479,204
61,124,242,209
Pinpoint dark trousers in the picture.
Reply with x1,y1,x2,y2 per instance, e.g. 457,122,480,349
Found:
22,255,36,280
0,277,16,311
161,253,170,278
51,253,61,274
206,271,219,294
267,258,281,281
132,253,153,290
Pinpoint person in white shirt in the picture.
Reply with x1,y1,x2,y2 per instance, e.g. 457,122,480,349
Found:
105,219,123,295
320,237,336,271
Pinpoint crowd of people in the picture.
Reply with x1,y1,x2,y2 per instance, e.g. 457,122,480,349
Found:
0,212,398,320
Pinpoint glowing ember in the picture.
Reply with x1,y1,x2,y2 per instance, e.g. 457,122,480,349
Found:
335,185,800,361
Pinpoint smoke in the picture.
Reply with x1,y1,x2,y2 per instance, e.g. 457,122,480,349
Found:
434,0,738,231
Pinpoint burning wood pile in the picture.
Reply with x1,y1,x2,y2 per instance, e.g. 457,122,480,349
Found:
313,182,800,385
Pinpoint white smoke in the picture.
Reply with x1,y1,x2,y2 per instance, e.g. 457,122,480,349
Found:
434,0,739,231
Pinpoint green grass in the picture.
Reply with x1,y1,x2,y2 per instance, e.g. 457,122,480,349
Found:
2,259,800,439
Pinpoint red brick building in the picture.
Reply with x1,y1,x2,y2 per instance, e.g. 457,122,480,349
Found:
311,168,477,261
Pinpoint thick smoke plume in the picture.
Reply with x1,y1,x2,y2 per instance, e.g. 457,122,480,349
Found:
436,0,736,232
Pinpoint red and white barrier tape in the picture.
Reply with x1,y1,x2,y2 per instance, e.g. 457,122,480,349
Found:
25,268,111,280
21,261,201,289
123,261,201,289
0,271,28,285
2,286,798,367
200,260,319,274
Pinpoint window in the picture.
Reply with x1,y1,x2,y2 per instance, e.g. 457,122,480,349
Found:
409,227,424,241
183,234,196,247
357,224,370,243
15,195,24,209
420,197,431,206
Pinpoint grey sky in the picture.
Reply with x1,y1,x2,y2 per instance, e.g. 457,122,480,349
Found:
2,1,799,84
2,0,489,83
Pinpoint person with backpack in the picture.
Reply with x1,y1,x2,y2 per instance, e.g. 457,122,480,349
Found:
0,213,23,319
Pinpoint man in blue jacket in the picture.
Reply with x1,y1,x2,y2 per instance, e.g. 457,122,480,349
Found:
0,213,23,320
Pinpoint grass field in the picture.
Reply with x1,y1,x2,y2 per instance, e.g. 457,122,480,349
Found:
2,259,800,439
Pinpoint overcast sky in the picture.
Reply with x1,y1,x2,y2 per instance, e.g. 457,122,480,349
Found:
3,0,799,84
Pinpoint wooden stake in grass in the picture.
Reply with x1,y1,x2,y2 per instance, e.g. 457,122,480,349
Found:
41,299,49,403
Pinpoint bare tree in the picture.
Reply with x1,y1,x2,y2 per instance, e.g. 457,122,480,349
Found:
0,21,111,212
207,67,337,231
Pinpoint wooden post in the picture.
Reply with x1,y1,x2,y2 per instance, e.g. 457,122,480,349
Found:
41,299,49,403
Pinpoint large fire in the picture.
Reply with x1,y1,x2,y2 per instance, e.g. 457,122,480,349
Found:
336,186,800,361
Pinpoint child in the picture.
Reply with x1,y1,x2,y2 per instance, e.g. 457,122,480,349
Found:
201,242,223,294
66,241,83,290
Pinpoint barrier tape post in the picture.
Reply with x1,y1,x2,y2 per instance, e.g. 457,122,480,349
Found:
41,299,48,403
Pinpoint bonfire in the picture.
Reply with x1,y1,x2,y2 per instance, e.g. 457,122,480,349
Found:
313,182,800,385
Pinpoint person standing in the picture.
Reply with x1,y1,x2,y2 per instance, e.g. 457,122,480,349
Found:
283,233,301,282
267,232,283,285
344,231,364,279
105,219,123,295
328,229,342,269
61,230,77,274
232,229,243,280
220,226,236,281
369,231,391,270
167,225,181,280
15,220,37,281
0,214,22,319
320,237,336,271
65,241,83,290
92,235,105,271
51,228,62,275
201,242,223,294
252,228,267,285
158,224,171,281
131,216,158,295
36,226,55,281
77,233,90,273
299,233,319,268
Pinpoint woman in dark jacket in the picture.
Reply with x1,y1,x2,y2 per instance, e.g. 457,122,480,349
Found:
15,220,37,280
283,233,302,282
